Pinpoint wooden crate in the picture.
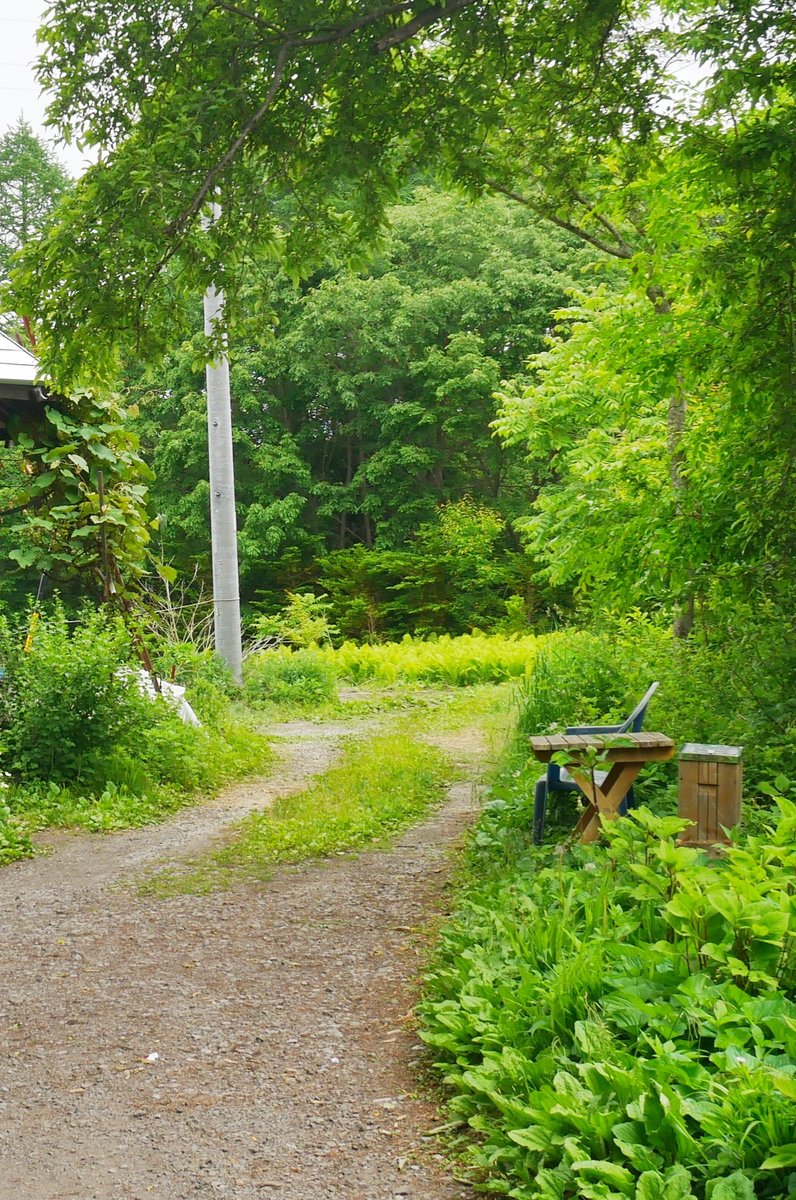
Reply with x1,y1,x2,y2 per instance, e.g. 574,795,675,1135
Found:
678,743,742,847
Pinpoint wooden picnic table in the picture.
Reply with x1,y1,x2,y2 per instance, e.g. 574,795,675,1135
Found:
529,731,676,843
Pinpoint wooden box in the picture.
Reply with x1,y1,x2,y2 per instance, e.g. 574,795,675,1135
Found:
678,743,742,847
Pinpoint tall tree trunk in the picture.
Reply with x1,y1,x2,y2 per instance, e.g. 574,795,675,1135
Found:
648,286,694,638
358,445,373,547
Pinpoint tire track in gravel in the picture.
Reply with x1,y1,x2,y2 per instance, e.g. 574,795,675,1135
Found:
3,717,373,910
0,709,489,1200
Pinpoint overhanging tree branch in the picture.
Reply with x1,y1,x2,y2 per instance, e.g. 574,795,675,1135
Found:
486,178,635,260
167,0,478,238
373,0,476,51
165,40,291,236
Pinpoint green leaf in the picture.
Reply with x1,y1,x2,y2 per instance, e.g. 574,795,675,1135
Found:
9,545,39,567
761,1145,796,1170
706,1173,755,1200
769,1071,796,1101
155,562,178,584
30,469,57,489
636,1167,696,1200
572,1159,634,1195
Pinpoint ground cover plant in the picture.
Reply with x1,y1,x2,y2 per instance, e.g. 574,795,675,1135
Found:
318,632,538,687
420,799,796,1200
243,646,338,709
0,606,272,858
141,730,451,896
220,732,448,867
418,620,796,1198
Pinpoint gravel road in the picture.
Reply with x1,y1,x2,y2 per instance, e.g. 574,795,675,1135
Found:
0,713,486,1200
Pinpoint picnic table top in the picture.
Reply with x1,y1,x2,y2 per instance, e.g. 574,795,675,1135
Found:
529,731,675,763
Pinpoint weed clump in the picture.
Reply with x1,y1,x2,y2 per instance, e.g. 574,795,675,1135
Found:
0,607,271,856
243,647,338,708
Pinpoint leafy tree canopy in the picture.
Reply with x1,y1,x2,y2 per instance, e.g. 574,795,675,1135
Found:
495,108,796,623
131,186,578,629
8,0,711,388
4,0,794,615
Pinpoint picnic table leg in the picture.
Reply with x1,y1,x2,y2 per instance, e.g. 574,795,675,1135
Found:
569,762,642,843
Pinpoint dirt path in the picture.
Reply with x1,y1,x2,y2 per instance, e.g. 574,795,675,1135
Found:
0,709,488,1200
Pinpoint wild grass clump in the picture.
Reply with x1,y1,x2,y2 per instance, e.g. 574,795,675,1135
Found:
142,731,451,895
513,628,640,740
320,632,538,686
243,647,338,708
0,606,271,850
420,799,796,1200
219,732,448,866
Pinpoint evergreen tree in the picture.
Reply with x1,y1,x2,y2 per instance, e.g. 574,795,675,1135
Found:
0,119,70,277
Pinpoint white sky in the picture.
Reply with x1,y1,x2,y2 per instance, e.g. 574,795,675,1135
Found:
0,1,91,176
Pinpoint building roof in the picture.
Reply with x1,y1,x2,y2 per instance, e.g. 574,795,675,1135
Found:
0,330,38,386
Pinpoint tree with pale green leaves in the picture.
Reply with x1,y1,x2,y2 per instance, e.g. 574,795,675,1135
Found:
496,114,796,628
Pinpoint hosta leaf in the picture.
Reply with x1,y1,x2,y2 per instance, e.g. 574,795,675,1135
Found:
507,1125,553,1152
613,1122,664,1173
636,1165,696,1200
769,1070,796,1100
571,1159,634,1195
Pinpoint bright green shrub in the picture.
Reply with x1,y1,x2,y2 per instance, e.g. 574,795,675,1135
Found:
155,641,236,694
0,609,272,838
421,802,796,1200
0,605,150,783
154,641,236,724
253,591,337,648
320,632,538,686
243,647,338,707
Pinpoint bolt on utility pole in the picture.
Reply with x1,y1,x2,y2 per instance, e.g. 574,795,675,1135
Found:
203,205,243,685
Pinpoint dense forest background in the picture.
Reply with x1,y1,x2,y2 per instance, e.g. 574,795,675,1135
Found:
0,0,795,659
127,187,583,638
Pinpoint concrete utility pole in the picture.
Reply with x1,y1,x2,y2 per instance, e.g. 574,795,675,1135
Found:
203,215,243,684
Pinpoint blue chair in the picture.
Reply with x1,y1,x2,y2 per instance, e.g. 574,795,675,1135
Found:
532,682,659,844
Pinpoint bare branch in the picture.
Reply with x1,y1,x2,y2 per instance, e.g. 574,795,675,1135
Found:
486,179,634,260
373,0,477,52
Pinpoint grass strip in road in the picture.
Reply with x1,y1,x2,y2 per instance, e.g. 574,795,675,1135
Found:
140,732,450,896
221,733,449,867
